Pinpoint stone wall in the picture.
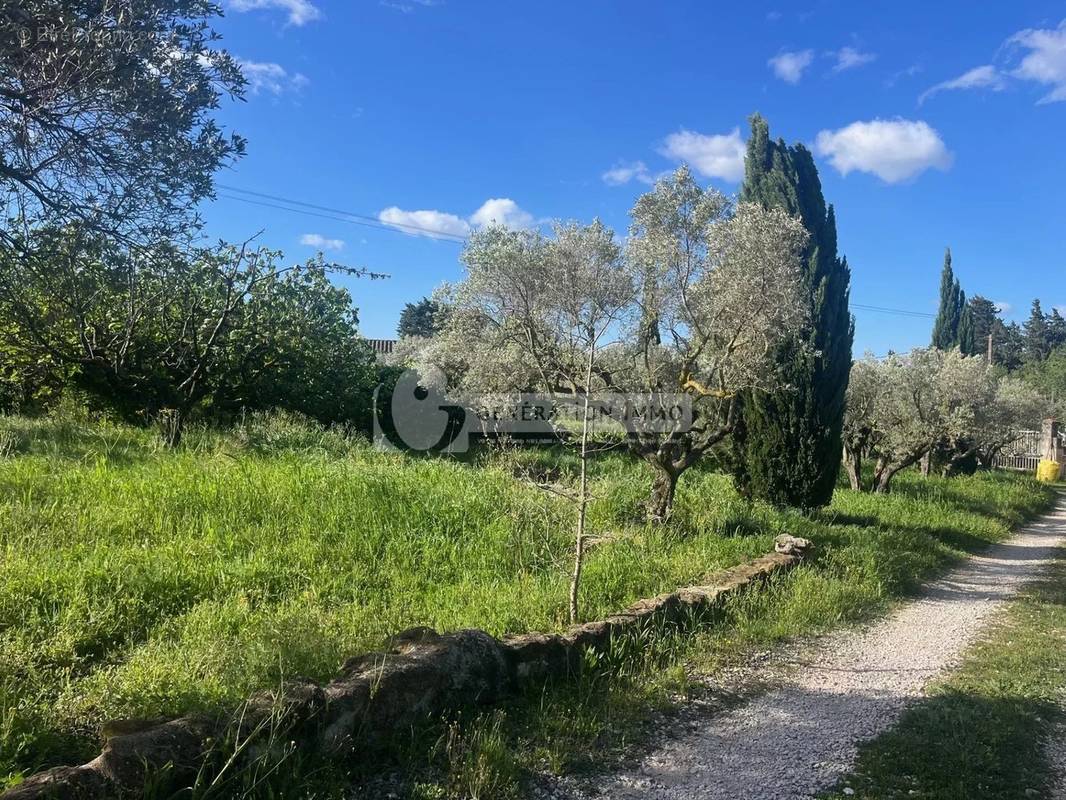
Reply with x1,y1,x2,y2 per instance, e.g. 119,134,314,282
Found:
2,535,811,799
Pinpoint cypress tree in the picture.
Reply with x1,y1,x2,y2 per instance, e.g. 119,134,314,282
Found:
930,249,965,349
957,293,974,354
729,114,854,509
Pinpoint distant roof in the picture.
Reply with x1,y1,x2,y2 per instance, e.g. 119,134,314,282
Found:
366,338,396,355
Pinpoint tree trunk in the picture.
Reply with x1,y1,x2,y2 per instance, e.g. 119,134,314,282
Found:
873,466,897,493
977,447,997,470
871,457,895,493
919,451,931,478
843,444,862,491
568,346,596,625
157,407,185,449
647,462,679,524
941,446,978,478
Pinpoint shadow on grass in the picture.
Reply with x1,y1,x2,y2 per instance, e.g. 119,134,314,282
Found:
822,551,1066,800
821,691,1058,800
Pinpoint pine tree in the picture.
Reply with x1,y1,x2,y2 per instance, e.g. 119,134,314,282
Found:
397,297,443,339
1023,299,1052,363
930,249,965,350
1048,307,1066,351
728,114,854,509
967,295,1001,358
998,320,1025,370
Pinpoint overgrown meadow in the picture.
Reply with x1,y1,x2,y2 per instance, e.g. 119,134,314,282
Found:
0,411,1054,795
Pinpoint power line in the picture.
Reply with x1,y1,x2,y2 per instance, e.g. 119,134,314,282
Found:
216,184,468,243
852,303,936,319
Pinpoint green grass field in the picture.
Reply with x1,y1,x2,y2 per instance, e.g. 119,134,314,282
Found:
0,411,1056,796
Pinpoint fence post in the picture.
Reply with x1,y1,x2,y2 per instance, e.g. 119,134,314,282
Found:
1040,418,1064,480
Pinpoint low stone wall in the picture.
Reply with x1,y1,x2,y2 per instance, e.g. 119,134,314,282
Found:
2,535,811,800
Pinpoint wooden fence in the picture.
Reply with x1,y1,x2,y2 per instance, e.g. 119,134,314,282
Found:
994,427,1066,473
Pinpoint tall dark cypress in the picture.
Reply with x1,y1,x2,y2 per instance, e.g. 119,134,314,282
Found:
729,114,854,509
957,299,975,355
931,249,965,349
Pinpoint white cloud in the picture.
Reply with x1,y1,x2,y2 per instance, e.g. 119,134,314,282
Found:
601,161,654,186
1008,20,1066,104
813,119,952,184
918,65,1005,104
659,128,746,182
378,197,534,240
993,300,1014,316
229,0,321,26
768,49,814,83
378,207,471,239
831,46,877,73
237,59,309,95
469,198,535,230
300,233,345,251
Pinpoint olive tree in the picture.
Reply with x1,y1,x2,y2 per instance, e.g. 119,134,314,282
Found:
964,377,1051,472
617,168,809,521
433,167,810,526
843,348,996,492
428,220,634,622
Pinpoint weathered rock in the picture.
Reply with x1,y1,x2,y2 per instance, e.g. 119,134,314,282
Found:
500,632,573,682
320,628,509,753
774,534,814,557
2,715,218,800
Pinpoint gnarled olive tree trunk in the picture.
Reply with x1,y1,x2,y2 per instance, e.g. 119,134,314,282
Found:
843,444,863,491
646,460,681,524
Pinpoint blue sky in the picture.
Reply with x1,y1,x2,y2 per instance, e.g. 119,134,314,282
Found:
203,0,1066,355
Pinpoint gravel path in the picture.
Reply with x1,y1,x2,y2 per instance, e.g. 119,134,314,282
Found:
564,494,1066,800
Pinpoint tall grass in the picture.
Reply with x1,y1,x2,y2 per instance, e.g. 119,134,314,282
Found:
0,411,1055,793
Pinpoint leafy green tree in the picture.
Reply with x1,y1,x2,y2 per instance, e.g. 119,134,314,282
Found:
1023,299,1052,364
0,226,380,444
931,249,965,349
0,313,69,412
728,114,854,509
397,297,443,339
1021,345,1066,401
996,320,1025,371
214,268,379,430
0,0,244,245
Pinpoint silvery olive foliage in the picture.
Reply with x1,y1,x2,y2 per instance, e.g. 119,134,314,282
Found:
967,376,1052,468
623,169,810,399
843,347,1050,491
410,219,633,622
426,167,810,521
617,169,810,521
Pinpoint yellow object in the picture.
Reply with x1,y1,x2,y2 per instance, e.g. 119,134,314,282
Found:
678,370,734,399
1036,460,1062,483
